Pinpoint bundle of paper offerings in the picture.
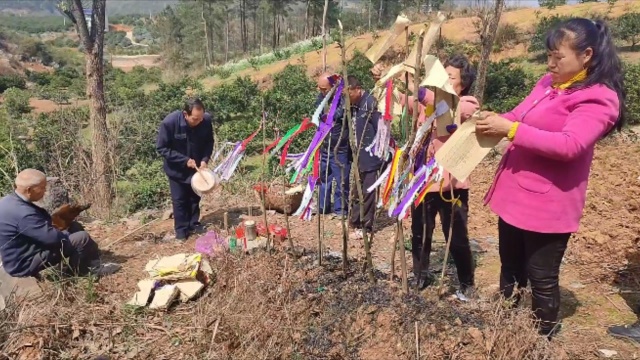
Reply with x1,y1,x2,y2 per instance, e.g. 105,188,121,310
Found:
127,253,213,309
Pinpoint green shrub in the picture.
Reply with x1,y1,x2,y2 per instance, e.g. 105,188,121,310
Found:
483,60,539,114
116,160,170,213
529,15,570,53
494,23,521,51
624,62,640,125
346,50,375,91
0,75,26,93
2,87,31,116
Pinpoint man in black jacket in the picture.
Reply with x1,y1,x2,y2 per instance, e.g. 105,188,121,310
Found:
346,75,383,239
0,169,102,278
156,98,214,241
316,73,350,217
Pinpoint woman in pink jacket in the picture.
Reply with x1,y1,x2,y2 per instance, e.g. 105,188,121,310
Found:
401,54,481,295
476,18,625,337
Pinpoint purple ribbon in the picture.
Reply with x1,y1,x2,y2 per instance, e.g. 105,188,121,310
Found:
295,79,344,173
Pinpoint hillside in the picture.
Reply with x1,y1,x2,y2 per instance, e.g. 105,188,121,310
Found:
0,1,179,16
202,0,640,88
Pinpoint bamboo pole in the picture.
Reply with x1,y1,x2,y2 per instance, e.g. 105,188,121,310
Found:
336,26,350,275
338,19,375,283
260,104,271,253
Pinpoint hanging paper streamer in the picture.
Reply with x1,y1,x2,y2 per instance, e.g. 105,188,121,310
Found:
409,99,449,157
392,164,429,219
213,124,262,181
279,118,314,166
290,79,344,183
292,176,318,220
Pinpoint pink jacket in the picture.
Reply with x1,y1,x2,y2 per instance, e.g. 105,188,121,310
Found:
400,90,480,192
484,74,619,234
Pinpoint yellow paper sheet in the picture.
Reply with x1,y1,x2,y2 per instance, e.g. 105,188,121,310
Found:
365,14,411,63
404,12,446,71
434,116,502,183
420,55,457,95
434,88,461,136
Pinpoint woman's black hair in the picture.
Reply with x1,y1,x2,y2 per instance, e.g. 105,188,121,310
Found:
546,18,626,135
183,97,205,115
444,54,477,96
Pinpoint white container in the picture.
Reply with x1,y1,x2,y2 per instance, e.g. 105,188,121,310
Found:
191,169,219,197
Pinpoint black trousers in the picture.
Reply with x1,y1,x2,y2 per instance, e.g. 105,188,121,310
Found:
169,178,202,239
349,170,378,232
498,218,570,333
410,189,474,287
28,224,100,277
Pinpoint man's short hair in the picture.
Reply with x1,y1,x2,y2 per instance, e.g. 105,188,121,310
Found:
183,97,205,115
347,75,362,89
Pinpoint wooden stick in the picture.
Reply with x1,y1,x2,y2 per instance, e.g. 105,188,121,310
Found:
260,107,271,253
283,173,295,254
223,212,229,234
415,321,420,360
207,318,221,358
439,179,459,285
338,19,374,282
337,22,350,275
104,218,161,249
398,222,408,293
195,167,210,186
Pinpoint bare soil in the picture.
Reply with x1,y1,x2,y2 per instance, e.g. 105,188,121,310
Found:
2,136,639,359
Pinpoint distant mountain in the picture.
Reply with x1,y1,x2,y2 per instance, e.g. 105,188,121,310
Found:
0,1,179,16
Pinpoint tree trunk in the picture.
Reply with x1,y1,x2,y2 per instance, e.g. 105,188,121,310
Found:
85,49,111,216
473,0,505,102
202,2,211,67
304,0,310,39
378,0,383,27
240,0,247,53
368,0,372,30
225,9,230,62
65,0,112,217
272,10,277,49
322,0,329,71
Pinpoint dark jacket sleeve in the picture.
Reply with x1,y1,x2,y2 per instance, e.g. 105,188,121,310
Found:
201,114,214,164
17,213,67,249
157,118,190,166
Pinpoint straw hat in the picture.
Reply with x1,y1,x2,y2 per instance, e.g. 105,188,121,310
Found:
191,170,219,196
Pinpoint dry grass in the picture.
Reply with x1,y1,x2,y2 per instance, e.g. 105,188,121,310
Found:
0,252,567,360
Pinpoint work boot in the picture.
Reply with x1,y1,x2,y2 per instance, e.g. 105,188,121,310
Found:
162,232,187,243
190,224,207,236
608,323,640,343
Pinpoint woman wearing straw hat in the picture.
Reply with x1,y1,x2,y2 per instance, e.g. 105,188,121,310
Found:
157,98,214,242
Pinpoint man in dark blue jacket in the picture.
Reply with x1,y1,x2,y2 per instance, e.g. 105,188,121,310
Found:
156,98,214,241
316,73,350,217
0,169,101,278
346,75,383,239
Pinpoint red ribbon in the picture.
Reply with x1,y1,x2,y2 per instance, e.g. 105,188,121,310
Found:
383,80,393,121
280,118,313,166
240,124,262,150
263,137,281,154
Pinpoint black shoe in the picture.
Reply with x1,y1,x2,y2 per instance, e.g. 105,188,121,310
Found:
608,323,640,343
190,224,207,236
413,273,433,290
538,323,562,340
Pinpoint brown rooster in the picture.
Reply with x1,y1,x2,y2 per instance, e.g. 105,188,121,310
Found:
51,203,91,231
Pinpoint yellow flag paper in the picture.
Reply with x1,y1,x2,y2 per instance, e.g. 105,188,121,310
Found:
404,12,446,71
419,55,460,136
365,14,411,64
434,114,502,183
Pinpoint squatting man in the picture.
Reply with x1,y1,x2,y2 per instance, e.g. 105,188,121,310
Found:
0,169,119,279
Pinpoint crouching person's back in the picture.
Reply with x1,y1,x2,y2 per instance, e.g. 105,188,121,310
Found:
0,169,117,278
